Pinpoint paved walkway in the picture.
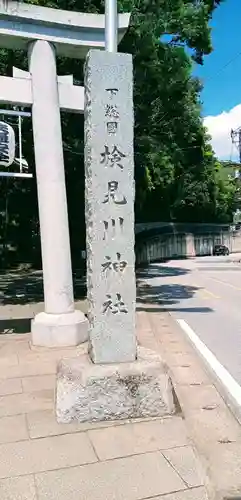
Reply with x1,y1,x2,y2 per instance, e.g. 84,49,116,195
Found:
0,312,208,500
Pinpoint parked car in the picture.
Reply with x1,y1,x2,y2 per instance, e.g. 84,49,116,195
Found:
213,244,229,256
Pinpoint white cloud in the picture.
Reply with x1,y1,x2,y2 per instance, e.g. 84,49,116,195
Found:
204,104,241,161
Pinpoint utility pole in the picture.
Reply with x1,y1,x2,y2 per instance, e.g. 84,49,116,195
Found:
231,127,241,178
105,0,118,52
231,127,241,163
230,127,241,224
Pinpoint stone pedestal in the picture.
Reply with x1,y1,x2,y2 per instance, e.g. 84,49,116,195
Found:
56,347,175,423
29,40,87,346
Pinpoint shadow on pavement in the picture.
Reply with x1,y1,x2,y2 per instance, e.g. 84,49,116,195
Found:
0,270,44,305
136,262,214,314
0,318,31,335
136,305,213,314
137,264,190,280
0,269,86,306
137,283,199,307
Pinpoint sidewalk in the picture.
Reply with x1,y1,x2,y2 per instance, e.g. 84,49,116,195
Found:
0,311,209,500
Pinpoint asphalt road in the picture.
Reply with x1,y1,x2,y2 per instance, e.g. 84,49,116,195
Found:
139,254,241,387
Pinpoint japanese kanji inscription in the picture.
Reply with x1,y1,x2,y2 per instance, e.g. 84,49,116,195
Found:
101,253,127,274
100,145,126,170
84,50,136,364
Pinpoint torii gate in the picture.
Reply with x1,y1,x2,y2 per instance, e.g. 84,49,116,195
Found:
0,1,130,347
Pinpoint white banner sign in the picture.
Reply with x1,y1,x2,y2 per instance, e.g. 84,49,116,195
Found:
0,121,15,167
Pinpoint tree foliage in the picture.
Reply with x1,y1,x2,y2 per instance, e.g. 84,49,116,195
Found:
0,0,235,268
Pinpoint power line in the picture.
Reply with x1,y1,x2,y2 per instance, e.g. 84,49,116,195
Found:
205,50,241,83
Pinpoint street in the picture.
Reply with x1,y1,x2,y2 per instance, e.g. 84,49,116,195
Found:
138,254,241,387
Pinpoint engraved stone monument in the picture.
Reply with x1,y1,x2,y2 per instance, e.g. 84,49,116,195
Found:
85,50,136,364
56,47,174,423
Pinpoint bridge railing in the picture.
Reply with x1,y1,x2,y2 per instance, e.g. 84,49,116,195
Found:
135,224,241,265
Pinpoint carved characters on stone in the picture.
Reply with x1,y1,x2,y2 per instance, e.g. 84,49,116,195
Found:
105,88,120,136
106,121,118,135
100,145,126,170
105,104,119,120
101,253,127,274
102,181,127,205
105,88,119,98
101,81,130,316
103,217,124,241
102,293,128,314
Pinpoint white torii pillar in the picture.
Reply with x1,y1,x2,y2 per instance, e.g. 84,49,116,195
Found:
0,1,130,346
29,40,87,347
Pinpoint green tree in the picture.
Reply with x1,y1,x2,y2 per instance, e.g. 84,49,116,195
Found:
0,0,231,269
118,0,228,223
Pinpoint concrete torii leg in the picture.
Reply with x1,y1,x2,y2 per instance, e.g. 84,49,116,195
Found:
29,40,87,347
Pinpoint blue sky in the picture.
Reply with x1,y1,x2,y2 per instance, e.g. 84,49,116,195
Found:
194,0,241,160
196,0,241,117
161,1,240,159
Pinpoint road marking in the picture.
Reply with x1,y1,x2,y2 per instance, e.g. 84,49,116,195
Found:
200,288,220,300
192,284,220,300
209,277,241,291
177,319,241,408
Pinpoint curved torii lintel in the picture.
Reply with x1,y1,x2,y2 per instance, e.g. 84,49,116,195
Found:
0,1,131,58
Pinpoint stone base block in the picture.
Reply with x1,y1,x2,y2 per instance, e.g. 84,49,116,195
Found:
31,310,88,347
56,346,175,423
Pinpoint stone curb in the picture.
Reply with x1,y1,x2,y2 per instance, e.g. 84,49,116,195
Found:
176,317,241,430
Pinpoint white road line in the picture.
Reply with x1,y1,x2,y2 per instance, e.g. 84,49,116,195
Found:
177,318,241,408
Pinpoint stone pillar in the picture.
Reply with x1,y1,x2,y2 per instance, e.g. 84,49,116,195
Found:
56,50,174,423
186,233,195,257
85,49,136,364
29,40,87,346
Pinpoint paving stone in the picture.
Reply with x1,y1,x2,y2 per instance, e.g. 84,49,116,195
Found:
165,352,197,368
0,475,37,500
163,446,205,488
160,343,189,355
22,375,55,392
188,408,241,446
150,486,208,499
0,390,53,417
146,316,193,354
0,361,56,379
0,338,30,355
208,442,241,494
35,451,186,500
0,432,97,478
19,346,87,363
0,378,22,396
27,409,126,439
88,418,189,460
171,366,209,386
0,354,19,367
0,415,28,444
178,384,225,411
0,334,30,342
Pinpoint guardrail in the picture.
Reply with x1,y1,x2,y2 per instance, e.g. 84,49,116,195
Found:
135,228,241,265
